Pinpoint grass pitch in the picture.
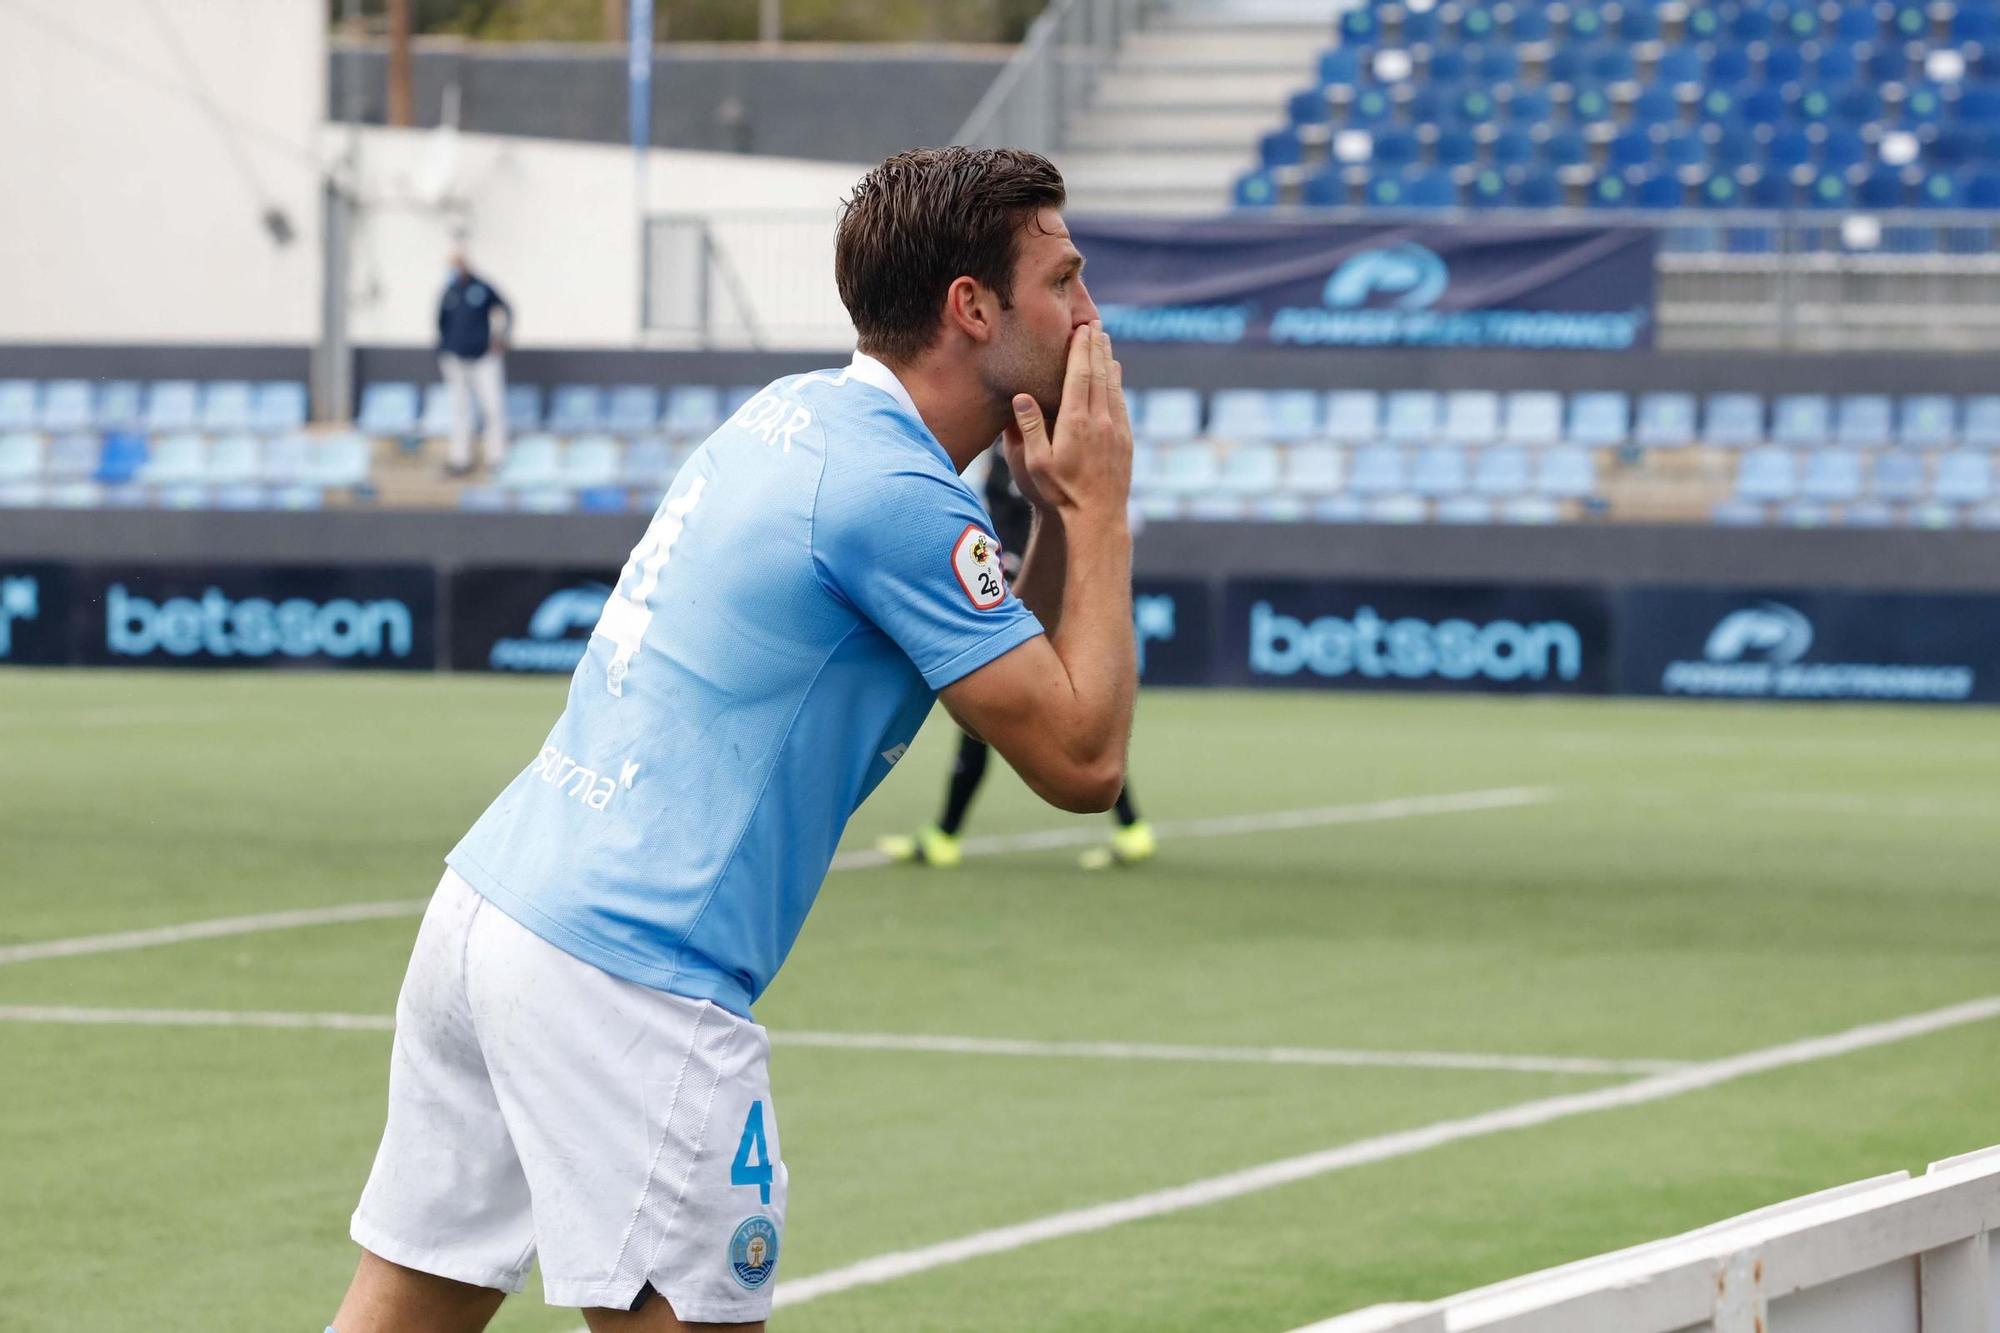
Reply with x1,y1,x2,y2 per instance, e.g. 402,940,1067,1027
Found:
2,672,1996,1331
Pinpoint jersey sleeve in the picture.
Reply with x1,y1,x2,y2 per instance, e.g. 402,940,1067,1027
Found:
814,455,1045,690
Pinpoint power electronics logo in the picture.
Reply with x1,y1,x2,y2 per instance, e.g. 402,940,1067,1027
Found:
1661,600,1972,701
0,576,38,659
1249,601,1585,685
489,584,611,671
1135,593,1178,677
1321,242,1450,310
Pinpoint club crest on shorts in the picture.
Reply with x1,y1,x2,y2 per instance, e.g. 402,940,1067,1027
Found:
951,523,1008,611
728,1215,780,1290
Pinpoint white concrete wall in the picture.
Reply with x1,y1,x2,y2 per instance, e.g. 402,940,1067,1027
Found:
345,129,864,349
0,0,326,344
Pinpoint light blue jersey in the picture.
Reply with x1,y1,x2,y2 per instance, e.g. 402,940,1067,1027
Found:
447,354,1043,1017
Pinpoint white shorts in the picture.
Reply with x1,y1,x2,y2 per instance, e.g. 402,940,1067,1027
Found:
352,870,788,1320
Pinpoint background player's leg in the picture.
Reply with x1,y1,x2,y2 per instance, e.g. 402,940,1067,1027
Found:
331,1249,506,1333
581,1288,762,1332
938,732,991,836
440,354,475,474
473,351,508,468
1112,785,1141,828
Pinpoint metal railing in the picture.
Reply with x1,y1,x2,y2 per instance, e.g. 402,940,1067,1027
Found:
954,0,1158,154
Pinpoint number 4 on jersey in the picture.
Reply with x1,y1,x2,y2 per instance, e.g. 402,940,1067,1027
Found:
731,1099,774,1204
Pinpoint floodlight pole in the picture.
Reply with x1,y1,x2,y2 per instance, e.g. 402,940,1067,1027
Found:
630,0,654,346
316,0,364,425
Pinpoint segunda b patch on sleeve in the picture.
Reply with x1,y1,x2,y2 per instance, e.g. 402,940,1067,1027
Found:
951,524,1008,611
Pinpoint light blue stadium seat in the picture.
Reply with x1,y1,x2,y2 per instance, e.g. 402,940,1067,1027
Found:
459,486,512,513
1156,441,1222,495
1347,445,1409,495
1771,394,1832,447
1285,444,1344,494
1498,496,1562,524
1472,445,1531,496
518,488,580,514
141,433,209,486
1259,389,1322,441
622,437,678,487
1703,393,1765,446
497,433,565,489
358,383,421,436
578,486,632,514
1435,495,1495,523
506,383,544,430
0,432,44,482
1896,395,1956,450
1363,494,1429,523
1961,396,2000,448
1410,446,1469,497
1382,391,1441,444
157,483,212,511
604,385,662,435
1842,499,1896,527
1218,444,1283,495
547,385,606,434
0,381,39,430
270,484,325,511
561,434,624,488
1138,388,1203,441
253,382,308,433
1871,452,1927,501
1502,391,1563,446
1833,395,1892,448
1534,445,1596,498
45,433,99,480
420,383,454,436
96,433,149,484
39,380,94,432
1567,391,1630,446
1322,390,1380,444
145,381,200,432
261,434,313,484
213,483,274,511
663,386,725,439
198,381,255,433
95,382,144,431
204,434,263,485
1800,449,1865,501
1710,498,1769,525
1737,446,1800,501
0,479,45,508
1440,391,1501,444
1933,450,1993,503
305,432,373,489
1634,392,1696,448
1209,389,1293,441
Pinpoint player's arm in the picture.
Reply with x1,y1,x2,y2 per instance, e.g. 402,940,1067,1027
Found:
939,325,1135,814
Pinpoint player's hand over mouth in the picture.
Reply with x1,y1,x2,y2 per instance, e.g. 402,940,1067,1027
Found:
1002,322,1132,524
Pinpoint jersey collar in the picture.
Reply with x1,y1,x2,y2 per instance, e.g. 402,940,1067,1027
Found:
845,350,922,423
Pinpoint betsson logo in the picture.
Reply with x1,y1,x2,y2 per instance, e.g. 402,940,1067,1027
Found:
0,576,38,658
105,584,413,660
489,584,612,671
1250,601,1583,684
1321,242,1450,311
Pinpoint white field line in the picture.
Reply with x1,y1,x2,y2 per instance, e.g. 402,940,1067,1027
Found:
0,1005,1682,1078
764,994,2000,1312
1,786,1555,968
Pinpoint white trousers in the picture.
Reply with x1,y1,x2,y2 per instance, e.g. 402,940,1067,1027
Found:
440,352,508,468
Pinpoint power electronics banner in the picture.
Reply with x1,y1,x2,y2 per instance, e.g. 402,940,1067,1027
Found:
451,566,617,673
1222,580,1614,694
1071,219,1656,350
71,565,436,670
1616,587,2000,704
0,563,69,666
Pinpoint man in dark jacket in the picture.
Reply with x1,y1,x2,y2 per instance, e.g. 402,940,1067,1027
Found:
438,251,513,477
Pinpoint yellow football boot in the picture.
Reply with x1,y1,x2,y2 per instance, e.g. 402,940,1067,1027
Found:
1079,819,1157,870
876,825,963,868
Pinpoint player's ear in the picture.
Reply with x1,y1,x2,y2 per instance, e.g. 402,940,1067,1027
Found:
944,275,998,345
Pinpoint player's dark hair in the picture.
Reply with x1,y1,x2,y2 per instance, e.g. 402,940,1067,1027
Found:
835,146,1067,365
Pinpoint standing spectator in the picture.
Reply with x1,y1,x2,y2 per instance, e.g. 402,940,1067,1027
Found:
437,250,512,477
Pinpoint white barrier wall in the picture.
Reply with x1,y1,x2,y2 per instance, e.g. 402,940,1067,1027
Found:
0,0,326,344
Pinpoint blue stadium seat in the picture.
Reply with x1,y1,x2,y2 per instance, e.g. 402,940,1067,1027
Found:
1502,391,1564,446
1339,6,1377,43
1635,392,1697,447
95,381,143,431
518,488,579,515
1372,129,1421,169
358,383,420,435
1542,129,1589,171
1801,449,1865,501
1346,87,1397,129
1285,444,1345,495
663,385,724,439
1318,47,1361,87
1472,445,1532,495
1695,82,1743,124
1323,390,1381,444
0,431,44,483
1965,171,2000,208
1235,170,1281,208
1590,173,1636,207
38,380,93,432
1218,443,1284,496
1410,446,1470,497
1934,450,1994,503
1962,395,2000,448
1657,43,1705,87
621,437,679,487
1821,128,1868,172
546,385,605,434
141,433,209,486
1704,393,1766,446
1837,3,1880,42
1508,89,1554,128
1843,498,1896,527
1299,169,1346,206
0,381,38,431
1765,44,1807,86
1636,172,1685,208
459,485,512,513
261,434,313,485
561,434,624,488
144,381,200,432
1567,391,1631,446
1155,442,1222,495
1476,47,1521,86
1858,168,1908,209
1834,395,1893,448
1686,6,1723,41
1515,172,1563,207
1511,3,1552,41
1568,85,1614,126
1661,131,1708,173
1441,390,1501,444
1427,47,1470,84
1383,390,1442,443
1736,446,1800,500
1466,168,1511,207
1631,87,1680,130
1569,5,1608,41
506,383,544,430
1772,394,1832,447
1748,172,1796,209
199,381,255,433
1491,129,1535,167
1347,445,1410,495
1365,172,1416,207
45,432,99,480
1804,170,1854,209
1435,129,1480,169
1435,494,1496,523
1740,85,1787,128
1534,445,1597,498
497,433,565,489
1260,128,1306,171
1137,388,1202,441
1458,7,1500,42
1288,88,1332,130
1398,5,1442,44
1587,42,1638,84
1608,129,1654,172
253,382,308,433
1406,170,1459,208
1620,2,1662,41
1897,395,1957,449
1871,451,1928,501
421,384,455,436
304,432,373,489
204,434,263,486
578,486,631,514
1701,171,1746,207
1766,128,1812,171
604,385,662,435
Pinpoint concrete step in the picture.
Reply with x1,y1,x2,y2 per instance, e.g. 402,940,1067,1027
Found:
1067,108,1279,149
1064,187,1235,214
1058,147,1253,191
1157,0,1345,26
1119,25,1332,67
1094,68,1311,109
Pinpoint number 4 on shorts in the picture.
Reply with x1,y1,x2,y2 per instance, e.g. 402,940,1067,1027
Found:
731,1099,774,1204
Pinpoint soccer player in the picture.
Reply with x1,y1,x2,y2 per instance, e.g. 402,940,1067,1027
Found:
329,146,1134,1333
875,448,1156,871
